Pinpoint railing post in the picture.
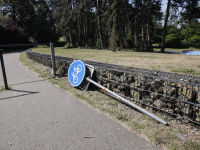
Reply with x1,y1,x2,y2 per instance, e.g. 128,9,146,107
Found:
0,49,8,90
50,43,55,76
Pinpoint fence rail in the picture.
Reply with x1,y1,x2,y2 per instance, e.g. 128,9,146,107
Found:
26,49,200,126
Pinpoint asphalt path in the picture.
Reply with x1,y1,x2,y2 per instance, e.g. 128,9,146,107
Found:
0,51,162,150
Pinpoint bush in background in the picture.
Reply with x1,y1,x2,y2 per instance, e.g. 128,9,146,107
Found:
0,17,29,44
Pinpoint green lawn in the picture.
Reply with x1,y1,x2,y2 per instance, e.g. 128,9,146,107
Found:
32,47,200,76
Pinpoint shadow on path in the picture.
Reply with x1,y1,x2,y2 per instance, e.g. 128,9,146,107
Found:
10,80,44,86
0,89,39,101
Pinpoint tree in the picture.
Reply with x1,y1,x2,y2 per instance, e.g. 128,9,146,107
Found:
34,0,59,43
180,0,200,22
0,0,37,37
0,0,59,43
189,35,200,43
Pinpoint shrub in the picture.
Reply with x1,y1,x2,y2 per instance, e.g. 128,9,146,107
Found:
0,17,29,44
165,34,182,48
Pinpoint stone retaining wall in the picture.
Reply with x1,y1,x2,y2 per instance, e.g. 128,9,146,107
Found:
26,49,200,125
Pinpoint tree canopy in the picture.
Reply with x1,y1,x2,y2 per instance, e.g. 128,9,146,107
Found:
0,0,200,51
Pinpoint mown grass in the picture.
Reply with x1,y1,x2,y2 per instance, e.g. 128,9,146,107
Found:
20,52,200,150
31,47,200,76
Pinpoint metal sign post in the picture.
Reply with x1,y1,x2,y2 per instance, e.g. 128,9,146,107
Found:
0,49,8,90
68,60,167,125
86,78,167,125
50,43,55,76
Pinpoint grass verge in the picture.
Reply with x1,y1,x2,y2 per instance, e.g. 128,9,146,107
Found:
20,52,200,150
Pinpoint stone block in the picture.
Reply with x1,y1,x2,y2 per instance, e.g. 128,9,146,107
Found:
113,88,120,93
150,79,162,91
98,69,107,77
108,72,114,79
98,80,103,85
148,87,154,92
150,93,160,100
153,99,167,108
137,86,146,92
103,84,108,88
134,80,140,87
197,92,200,103
159,96,169,102
144,98,154,104
176,103,193,117
146,106,155,113
169,95,178,102
195,108,200,122
134,75,138,80
179,95,189,102
106,70,115,79
127,74,134,83
167,103,173,108
130,89,135,98
162,108,174,114
107,83,113,90
120,75,127,83
178,87,196,100
113,76,120,82
129,83,135,90
110,82,117,88
163,86,176,96
117,84,126,90
134,92,141,101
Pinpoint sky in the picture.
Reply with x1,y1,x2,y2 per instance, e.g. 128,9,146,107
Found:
162,0,168,12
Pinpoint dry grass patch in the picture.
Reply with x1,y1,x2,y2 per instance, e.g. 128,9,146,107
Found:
32,47,200,76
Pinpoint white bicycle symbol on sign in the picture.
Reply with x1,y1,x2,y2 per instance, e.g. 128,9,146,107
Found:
71,64,82,83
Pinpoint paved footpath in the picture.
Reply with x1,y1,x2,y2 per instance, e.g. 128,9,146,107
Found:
0,51,162,150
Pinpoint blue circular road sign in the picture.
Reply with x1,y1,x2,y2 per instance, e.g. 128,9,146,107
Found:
68,60,86,87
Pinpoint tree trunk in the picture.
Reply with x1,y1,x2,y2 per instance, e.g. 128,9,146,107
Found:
77,17,80,46
142,16,147,50
85,9,88,48
123,0,128,48
134,0,139,50
97,0,104,48
90,0,93,45
83,10,86,46
161,0,171,53
69,31,73,46
147,13,153,52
